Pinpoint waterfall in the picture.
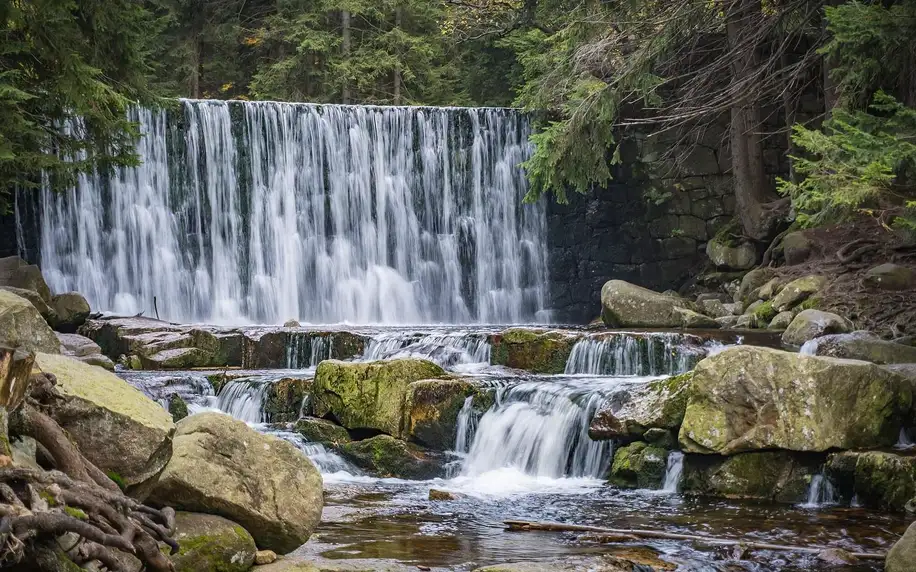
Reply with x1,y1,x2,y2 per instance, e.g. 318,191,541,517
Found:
454,396,478,455
661,451,684,493
460,378,614,479
896,428,915,449
29,100,548,325
286,333,332,369
564,334,705,376
803,472,837,508
363,331,491,367
215,380,268,423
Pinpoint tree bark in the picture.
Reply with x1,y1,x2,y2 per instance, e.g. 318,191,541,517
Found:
726,0,776,241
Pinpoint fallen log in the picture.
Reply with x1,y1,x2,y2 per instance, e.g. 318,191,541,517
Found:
503,520,886,561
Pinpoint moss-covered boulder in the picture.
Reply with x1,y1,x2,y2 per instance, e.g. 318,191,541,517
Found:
312,359,445,437
403,379,486,450
682,451,819,503
678,346,911,454
609,441,669,489
489,328,577,374
295,417,351,446
826,450,916,512
735,267,776,305
339,435,441,479
767,311,795,330
169,394,189,422
887,521,916,572
148,413,323,553
264,376,312,423
863,263,915,291
169,512,256,572
49,292,91,333
0,290,60,354
803,332,916,365
589,373,692,441
35,353,174,497
601,280,699,328
782,309,853,347
706,239,757,270
771,275,827,312
0,286,54,321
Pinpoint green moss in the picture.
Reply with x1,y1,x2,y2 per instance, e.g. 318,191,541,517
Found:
751,300,777,323
168,393,189,422
39,490,58,506
797,297,821,311
610,441,669,489
64,506,88,520
647,371,693,428
489,329,577,374
295,417,351,446
339,435,439,479
106,470,127,491
712,218,742,247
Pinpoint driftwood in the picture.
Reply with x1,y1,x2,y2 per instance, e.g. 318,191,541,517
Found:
504,520,886,561
0,369,178,571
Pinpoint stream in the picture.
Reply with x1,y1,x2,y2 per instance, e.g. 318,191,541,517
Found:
117,327,906,571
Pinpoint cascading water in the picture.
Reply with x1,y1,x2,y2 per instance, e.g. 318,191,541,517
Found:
215,380,268,423
286,333,332,369
564,333,706,376
662,452,684,493
803,472,838,508
363,331,491,367
30,100,548,325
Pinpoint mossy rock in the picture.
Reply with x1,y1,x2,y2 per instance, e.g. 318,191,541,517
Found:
600,280,697,329
169,394,189,422
590,372,693,441
887,521,916,572
488,328,577,374
682,451,820,503
781,309,853,347
264,376,313,423
402,379,488,451
826,450,916,512
295,417,351,446
339,435,441,480
169,512,256,572
312,359,445,437
771,275,827,312
609,441,669,489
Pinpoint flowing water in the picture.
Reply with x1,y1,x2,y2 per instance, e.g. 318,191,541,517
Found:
27,101,548,325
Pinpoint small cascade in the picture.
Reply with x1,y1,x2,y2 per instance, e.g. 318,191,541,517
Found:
564,333,706,376
799,339,819,356
803,472,838,508
460,378,616,479
215,380,268,423
661,451,684,493
363,331,491,368
896,428,915,449
265,429,359,475
286,333,332,369
454,396,478,455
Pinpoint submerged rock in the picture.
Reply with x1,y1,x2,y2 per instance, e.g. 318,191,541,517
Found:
803,331,916,365
312,358,445,437
35,353,174,497
148,412,323,553
781,309,853,347
169,512,256,572
886,520,916,572
489,328,577,374
826,450,916,512
403,379,486,450
0,290,60,354
609,441,669,489
590,372,692,441
339,435,441,480
600,280,698,328
679,346,911,455
682,451,819,503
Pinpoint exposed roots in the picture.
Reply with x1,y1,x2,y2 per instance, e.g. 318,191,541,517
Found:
0,371,177,571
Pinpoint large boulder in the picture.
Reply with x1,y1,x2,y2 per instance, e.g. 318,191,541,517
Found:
803,331,916,365
295,417,351,446
0,290,60,354
79,317,183,357
781,231,812,265
148,412,323,553
771,275,826,312
49,292,91,333
0,286,54,321
826,450,916,512
781,309,852,347
609,441,669,489
706,239,757,270
682,451,818,503
312,358,445,438
863,263,915,291
589,373,692,441
56,332,114,370
402,379,488,451
887,521,916,572
489,328,577,374
35,353,174,495
600,280,698,328
339,434,441,479
0,256,51,302
735,267,776,305
169,512,257,572
678,346,911,455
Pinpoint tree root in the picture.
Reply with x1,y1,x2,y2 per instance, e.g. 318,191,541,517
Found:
836,239,880,265
0,371,177,571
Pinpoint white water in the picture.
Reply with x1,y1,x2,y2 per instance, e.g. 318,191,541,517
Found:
32,100,548,325
363,331,491,367
896,428,915,449
803,473,837,508
662,451,684,493
214,380,268,423
564,334,705,376
286,333,333,369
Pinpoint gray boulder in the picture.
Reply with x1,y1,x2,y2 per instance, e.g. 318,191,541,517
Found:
782,309,853,347
802,331,916,365
771,275,826,312
600,280,697,328
0,290,60,354
886,520,916,572
169,512,257,572
50,291,91,332
0,256,51,302
863,263,915,291
706,239,757,270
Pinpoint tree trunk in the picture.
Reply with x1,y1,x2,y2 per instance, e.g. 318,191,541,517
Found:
822,0,842,113
727,0,775,241
342,9,351,104
393,6,403,105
